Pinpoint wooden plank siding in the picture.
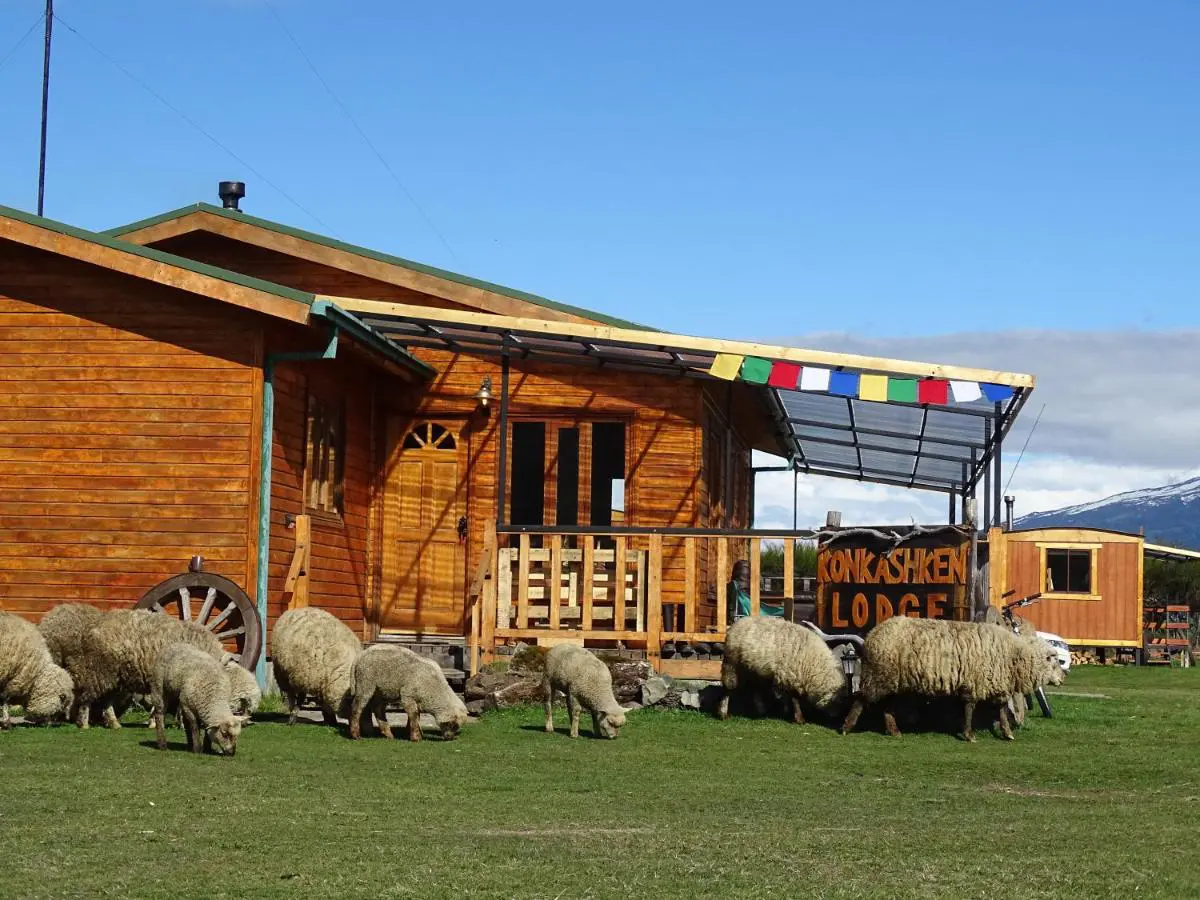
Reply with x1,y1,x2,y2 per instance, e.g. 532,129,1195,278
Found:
0,241,261,618
998,529,1143,646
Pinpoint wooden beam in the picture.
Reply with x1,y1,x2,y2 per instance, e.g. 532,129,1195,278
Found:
481,525,499,665
325,296,1036,388
716,538,729,635
516,533,531,630
282,514,311,611
581,535,594,632
647,534,663,663
656,658,721,680
684,537,697,634
548,534,562,631
0,214,311,325
750,537,761,617
613,535,627,634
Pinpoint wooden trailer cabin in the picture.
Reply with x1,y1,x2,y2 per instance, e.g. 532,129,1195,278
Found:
0,191,1035,681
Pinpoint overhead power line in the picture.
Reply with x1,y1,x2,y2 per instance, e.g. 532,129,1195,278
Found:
1003,402,1046,496
54,13,327,228
265,0,460,264
0,11,45,74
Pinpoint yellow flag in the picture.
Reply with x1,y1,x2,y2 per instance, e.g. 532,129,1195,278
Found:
708,353,744,380
859,374,889,402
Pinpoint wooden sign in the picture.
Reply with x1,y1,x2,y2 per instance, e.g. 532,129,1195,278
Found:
815,529,970,635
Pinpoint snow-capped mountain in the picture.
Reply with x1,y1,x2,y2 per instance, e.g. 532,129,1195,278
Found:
1015,476,1200,550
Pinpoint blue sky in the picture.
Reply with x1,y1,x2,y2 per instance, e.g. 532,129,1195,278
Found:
2,1,1199,341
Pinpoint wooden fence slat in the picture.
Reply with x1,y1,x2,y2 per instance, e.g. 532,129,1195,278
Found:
750,537,761,616
684,537,696,633
716,538,729,634
517,533,531,629
549,535,562,630
614,536,627,634
581,535,594,631
648,534,663,662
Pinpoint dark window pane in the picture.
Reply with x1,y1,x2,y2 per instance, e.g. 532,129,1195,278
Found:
1068,550,1091,593
590,423,625,528
556,427,580,526
510,422,546,527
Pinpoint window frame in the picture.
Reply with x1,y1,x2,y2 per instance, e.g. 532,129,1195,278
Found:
1037,542,1101,600
303,389,347,522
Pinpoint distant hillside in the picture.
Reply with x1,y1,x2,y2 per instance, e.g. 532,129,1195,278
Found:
1015,476,1200,550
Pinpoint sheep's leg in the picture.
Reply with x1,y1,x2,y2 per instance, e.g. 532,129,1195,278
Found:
883,698,902,738
716,691,731,721
153,707,167,751
1,703,9,731
321,704,339,727
790,695,806,725
567,693,581,739
961,699,976,743
75,700,91,731
102,705,122,730
374,698,394,740
283,691,299,726
840,697,865,734
997,703,1015,741
404,702,422,742
591,711,603,737
348,692,367,740
182,709,203,753
543,678,555,734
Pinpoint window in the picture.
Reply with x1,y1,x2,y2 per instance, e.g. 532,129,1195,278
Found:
305,393,345,517
1046,548,1092,594
506,420,626,530
510,422,547,527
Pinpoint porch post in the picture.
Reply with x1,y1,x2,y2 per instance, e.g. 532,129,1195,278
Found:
496,354,510,527
993,402,1003,528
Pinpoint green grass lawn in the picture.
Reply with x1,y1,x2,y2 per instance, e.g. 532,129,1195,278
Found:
2,667,1198,899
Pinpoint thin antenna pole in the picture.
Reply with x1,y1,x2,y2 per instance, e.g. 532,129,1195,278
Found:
37,0,53,216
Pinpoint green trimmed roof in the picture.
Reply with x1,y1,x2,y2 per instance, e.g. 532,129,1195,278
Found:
0,203,315,307
105,202,654,331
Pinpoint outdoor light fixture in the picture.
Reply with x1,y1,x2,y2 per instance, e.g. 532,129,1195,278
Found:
475,376,493,412
840,644,860,694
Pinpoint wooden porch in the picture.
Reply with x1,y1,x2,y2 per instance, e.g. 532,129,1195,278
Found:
466,523,819,679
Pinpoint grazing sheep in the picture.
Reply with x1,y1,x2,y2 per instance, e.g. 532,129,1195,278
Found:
150,643,247,755
0,612,74,728
72,610,224,730
348,645,468,741
38,603,125,729
716,617,847,725
270,607,362,726
841,616,1066,741
542,645,627,739
223,657,262,717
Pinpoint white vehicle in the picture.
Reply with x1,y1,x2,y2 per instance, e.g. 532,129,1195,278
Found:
1037,631,1071,673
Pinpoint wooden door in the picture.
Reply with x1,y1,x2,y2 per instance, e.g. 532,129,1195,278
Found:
380,420,467,635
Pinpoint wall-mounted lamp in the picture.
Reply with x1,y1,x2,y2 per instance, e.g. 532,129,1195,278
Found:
475,376,493,413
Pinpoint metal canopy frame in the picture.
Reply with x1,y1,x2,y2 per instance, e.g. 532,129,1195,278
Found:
329,297,1033,498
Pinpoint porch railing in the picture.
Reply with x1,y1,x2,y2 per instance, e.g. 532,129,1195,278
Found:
466,522,820,676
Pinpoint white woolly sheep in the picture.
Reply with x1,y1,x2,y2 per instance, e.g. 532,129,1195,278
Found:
223,657,262,717
150,643,248,755
270,607,362,726
542,645,627,739
0,612,75,728
841,616,1066,741
348,645,468,741
72,610,224,730
716,616,847,725
38,603,126,728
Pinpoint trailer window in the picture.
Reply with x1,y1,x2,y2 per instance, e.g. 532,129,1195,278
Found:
1045,548,1092,594
304,393,345,517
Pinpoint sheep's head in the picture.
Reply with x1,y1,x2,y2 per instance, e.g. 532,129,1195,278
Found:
597,707,626,739
206,716,249,756
436,700,470,740
25,666,74,723
1034,639,1067,687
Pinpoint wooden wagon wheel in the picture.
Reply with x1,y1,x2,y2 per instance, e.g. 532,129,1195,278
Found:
136,565,262,670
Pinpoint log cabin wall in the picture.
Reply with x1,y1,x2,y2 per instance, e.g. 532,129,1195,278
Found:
989,527,1144,647
0,241,262,620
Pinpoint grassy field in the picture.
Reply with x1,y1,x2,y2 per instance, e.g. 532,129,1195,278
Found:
2,667,1198,899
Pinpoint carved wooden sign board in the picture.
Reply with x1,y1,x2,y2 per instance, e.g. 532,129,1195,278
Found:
815,529,970,635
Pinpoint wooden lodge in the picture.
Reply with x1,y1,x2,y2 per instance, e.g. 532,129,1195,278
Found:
0,189,1036,681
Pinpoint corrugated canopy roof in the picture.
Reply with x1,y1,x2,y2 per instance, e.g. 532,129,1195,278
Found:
326,297,1034,496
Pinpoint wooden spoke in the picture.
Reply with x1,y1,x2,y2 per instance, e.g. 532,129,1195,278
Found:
136,569,261,669
178,587,191,621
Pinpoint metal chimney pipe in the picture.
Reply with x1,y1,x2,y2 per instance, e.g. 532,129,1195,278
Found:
1004,495,1015,531
218,181,245,211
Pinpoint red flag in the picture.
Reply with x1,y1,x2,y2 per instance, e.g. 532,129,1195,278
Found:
767,361,801,389
918,379,949,405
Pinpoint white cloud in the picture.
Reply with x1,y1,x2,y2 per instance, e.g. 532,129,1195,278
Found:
752,329,1200,528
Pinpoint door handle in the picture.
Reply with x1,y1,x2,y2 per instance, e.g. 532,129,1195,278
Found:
457,516,468,542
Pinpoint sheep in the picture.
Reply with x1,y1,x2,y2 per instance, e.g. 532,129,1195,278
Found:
72,610,224,730
223,657,262,717
38,603,126,729
840,616,1066,741
0,612,75,728
150,643,248,755
270,607,362,726
715,616,847,725
348,645,468,741
542,645,627,739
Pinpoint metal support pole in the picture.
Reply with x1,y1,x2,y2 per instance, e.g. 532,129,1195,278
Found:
993,402,1003,528
948,490,956,525
792,468,798,530
37,0,53,216
983,418,992,529
495,355,510,527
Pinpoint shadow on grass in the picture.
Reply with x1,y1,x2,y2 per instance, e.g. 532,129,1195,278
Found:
518,724,612,740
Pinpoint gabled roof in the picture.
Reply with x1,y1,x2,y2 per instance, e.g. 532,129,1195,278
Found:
1,203,313,322
105,202,653,330
0,204,433,380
